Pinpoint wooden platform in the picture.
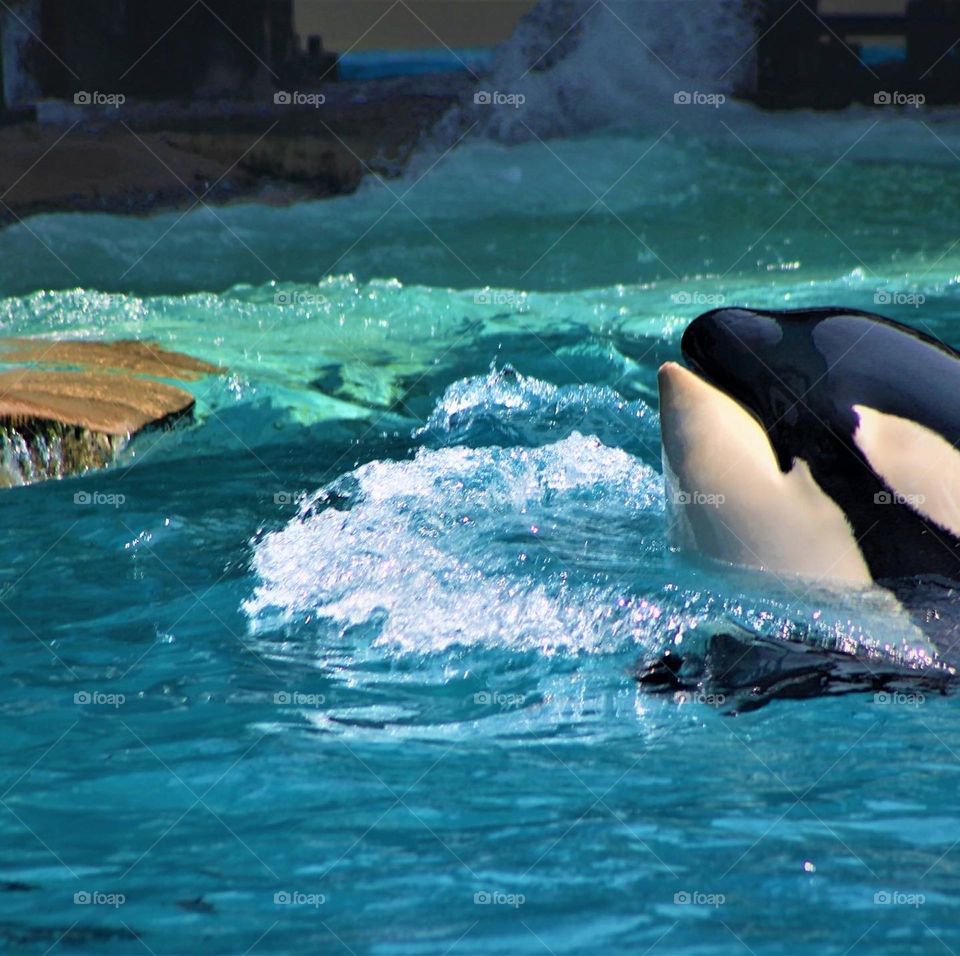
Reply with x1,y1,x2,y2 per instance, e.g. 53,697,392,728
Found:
0,339,219,485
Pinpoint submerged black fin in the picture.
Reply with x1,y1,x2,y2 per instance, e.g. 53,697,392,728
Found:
636,631,955,714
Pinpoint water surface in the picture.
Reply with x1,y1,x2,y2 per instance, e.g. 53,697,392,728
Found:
2,7,960,951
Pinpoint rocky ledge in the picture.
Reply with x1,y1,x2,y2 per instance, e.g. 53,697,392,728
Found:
0,339,219,486
0,76,471,223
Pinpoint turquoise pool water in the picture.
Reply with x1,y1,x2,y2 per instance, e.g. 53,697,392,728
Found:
6,41,960,955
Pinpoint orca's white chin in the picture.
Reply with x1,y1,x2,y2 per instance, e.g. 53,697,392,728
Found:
657,361,872,585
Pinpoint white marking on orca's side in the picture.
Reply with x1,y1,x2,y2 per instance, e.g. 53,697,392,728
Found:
658,361,872,584
853,404,960,538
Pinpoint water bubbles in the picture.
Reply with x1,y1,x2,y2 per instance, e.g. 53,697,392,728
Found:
246,428,665,656
416,362,657,458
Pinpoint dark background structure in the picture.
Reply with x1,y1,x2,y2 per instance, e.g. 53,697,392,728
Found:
0,0,959,222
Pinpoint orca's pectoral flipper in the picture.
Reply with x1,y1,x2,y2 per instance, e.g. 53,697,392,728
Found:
636,631,955,714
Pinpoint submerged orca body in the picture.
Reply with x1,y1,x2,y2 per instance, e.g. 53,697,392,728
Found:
643,306,960,705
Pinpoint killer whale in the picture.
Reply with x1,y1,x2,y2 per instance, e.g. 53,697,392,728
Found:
658,306,960,585
641,306,960,707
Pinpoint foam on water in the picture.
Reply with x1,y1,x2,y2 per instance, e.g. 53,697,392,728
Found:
245,430,665,654
416,363,658,452
427,0,754,143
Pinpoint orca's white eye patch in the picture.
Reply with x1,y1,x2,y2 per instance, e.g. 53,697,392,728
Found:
854,405,960,538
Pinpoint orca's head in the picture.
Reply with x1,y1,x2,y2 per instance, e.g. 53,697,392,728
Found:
659,307,960,584
680,308,838,472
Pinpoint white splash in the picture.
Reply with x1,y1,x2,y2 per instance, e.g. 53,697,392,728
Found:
245,431,665,654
